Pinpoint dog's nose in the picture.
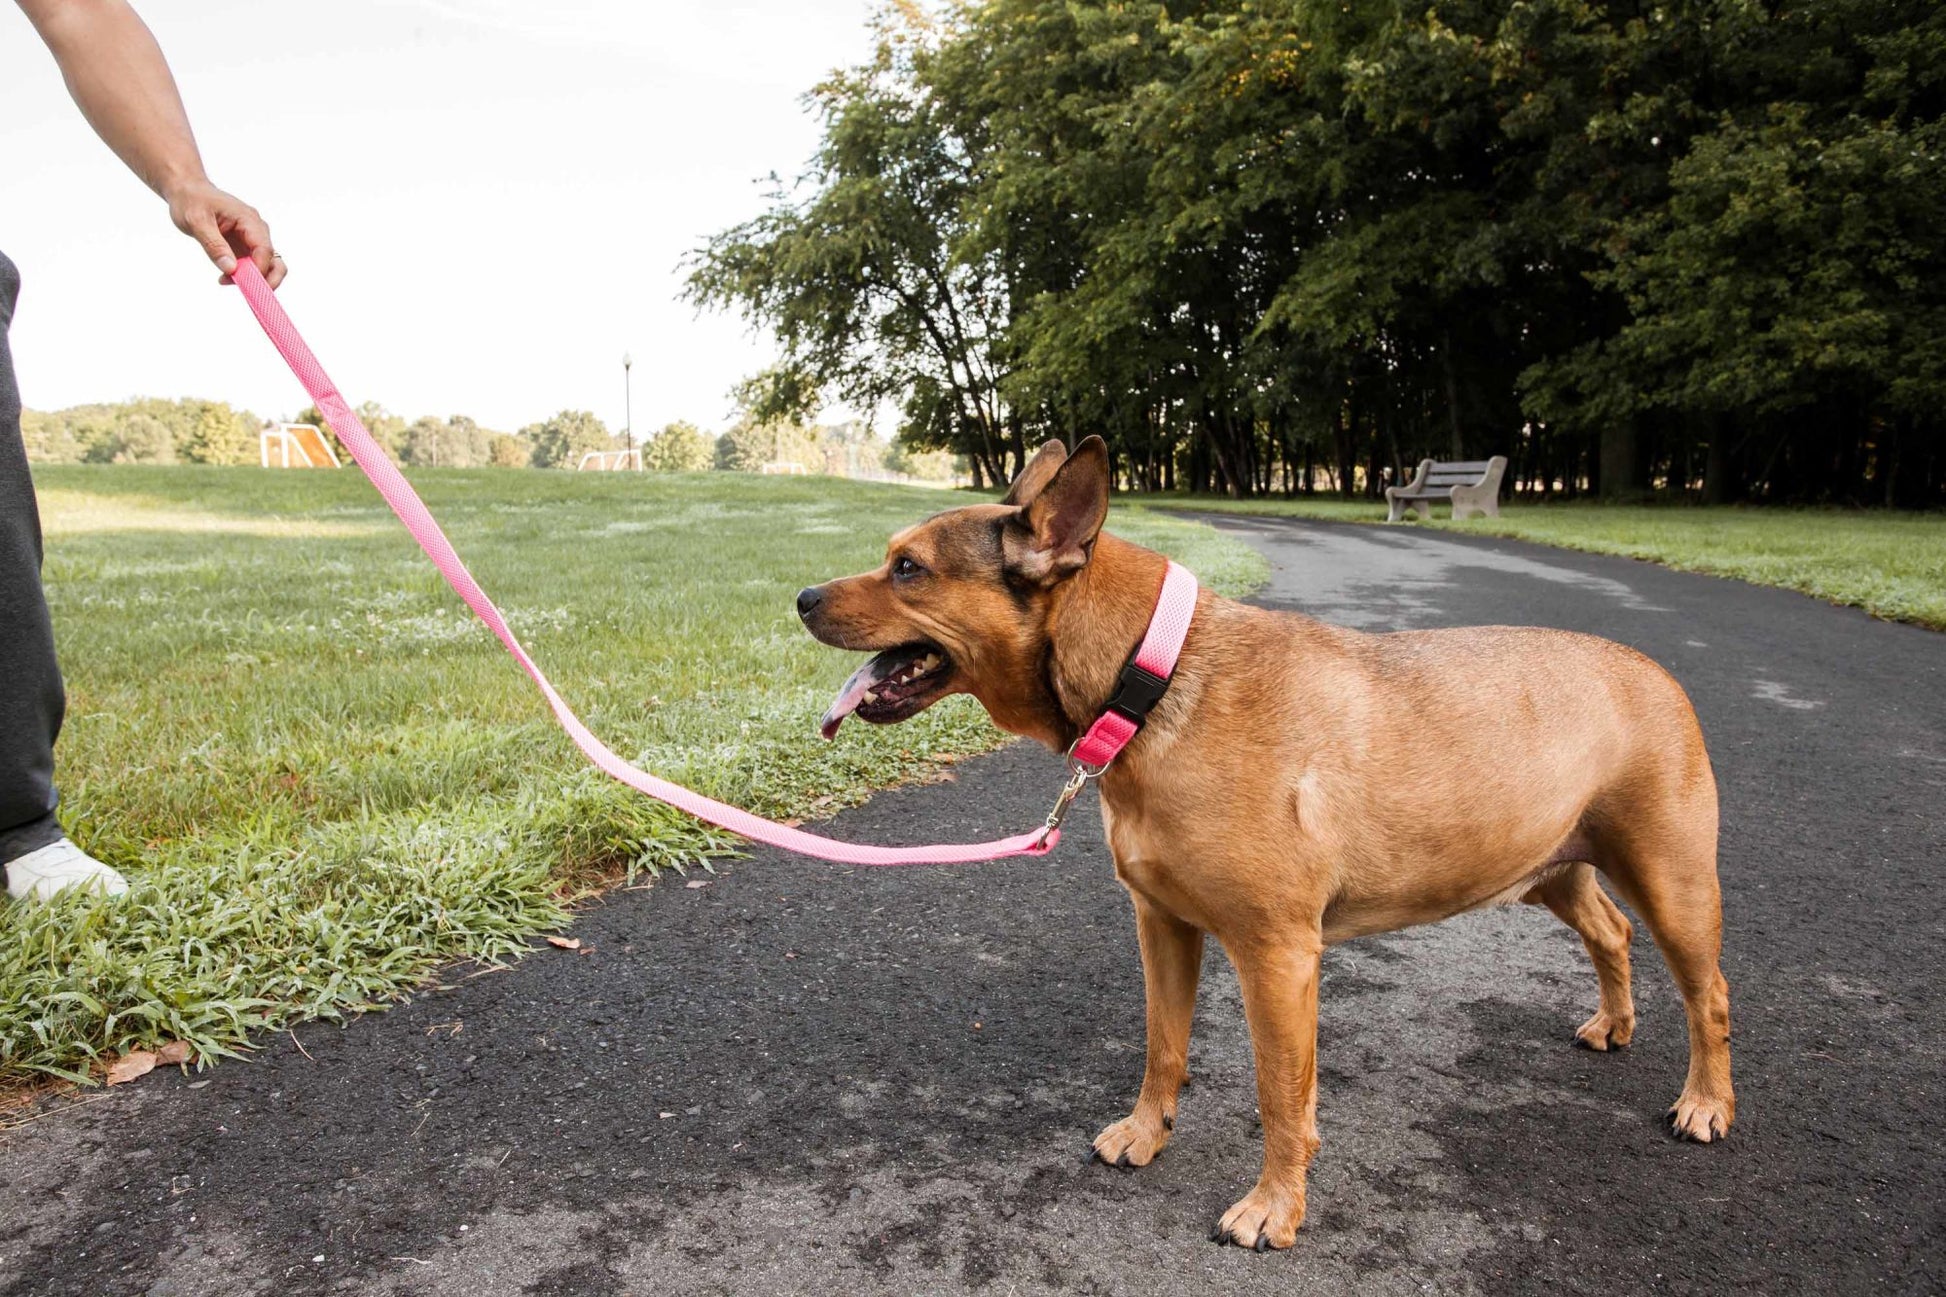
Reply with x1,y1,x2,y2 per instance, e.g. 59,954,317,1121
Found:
795,586,825,620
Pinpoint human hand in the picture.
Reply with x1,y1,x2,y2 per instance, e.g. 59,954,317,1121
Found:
166,179,286,288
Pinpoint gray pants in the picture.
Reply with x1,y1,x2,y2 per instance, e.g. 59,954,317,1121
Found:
0,250,66,861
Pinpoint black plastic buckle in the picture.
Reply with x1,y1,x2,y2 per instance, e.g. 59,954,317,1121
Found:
1104,660,1171,728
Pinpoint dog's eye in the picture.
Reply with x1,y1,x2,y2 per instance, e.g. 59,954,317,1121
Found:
892,556,926,581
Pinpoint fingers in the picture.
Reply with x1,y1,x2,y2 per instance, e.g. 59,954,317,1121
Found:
170,183,286,287
222,203,280,286
175,199,238,279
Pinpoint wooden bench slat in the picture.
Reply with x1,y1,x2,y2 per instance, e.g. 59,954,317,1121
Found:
1429,460,1493,472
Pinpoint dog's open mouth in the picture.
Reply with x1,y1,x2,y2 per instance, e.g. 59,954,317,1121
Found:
819,642,956,739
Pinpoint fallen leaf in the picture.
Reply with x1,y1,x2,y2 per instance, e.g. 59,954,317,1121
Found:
546,936,581,950
155,1041,193,1066
658,1111,676,1119
685,880,710,890
577,946,595,957
107,1051,157,1086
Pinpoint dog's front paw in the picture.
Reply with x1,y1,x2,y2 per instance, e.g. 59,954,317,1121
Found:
1210,1182,1306,1251
1668,1090,1734,1143
1088,1110,1172,1169
1573,1009,1634,1051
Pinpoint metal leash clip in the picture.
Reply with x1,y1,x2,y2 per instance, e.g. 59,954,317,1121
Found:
1036,744,1111,847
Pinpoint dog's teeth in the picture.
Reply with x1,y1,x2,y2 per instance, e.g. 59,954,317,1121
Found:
862,690,878,704
921,653,940,670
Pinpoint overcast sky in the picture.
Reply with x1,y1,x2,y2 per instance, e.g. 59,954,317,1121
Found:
0,0,881,433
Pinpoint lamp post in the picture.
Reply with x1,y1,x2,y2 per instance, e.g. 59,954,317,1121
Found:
622,353,634,469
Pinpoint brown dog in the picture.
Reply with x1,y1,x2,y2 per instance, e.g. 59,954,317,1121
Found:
796,436,1734,1250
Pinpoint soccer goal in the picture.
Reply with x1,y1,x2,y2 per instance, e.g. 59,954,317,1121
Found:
260,422,340,468
577,449,643,471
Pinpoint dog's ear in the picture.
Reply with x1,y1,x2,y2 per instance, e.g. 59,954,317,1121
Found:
1005,436,1109,585
1001,439,1069,507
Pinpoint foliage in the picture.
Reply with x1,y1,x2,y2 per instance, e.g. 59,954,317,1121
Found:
400,414,498,468
24,398,259,466
488,432,533,467
885,441,958,482
4,467,1263,1082
524,409,616,469
688,19,1022,488
817,420,889,478
691,0,1946,506
643,420,715,472
714,416,822,473
178,403,259,465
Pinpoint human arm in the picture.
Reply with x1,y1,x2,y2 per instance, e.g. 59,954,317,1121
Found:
16,0,285,286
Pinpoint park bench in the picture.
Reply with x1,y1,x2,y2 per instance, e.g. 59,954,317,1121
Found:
1385,456,1508,522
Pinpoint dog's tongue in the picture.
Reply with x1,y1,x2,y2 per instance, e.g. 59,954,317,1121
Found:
819,649,905,740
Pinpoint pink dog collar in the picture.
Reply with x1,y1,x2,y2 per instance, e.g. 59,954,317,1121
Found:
1037,561,1198,844
1072,560,1199,771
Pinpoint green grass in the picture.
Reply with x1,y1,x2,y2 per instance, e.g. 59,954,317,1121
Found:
1141,494,1946,631
2,467,1265,1085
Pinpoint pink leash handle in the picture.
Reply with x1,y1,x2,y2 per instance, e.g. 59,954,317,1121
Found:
230,261,1056,865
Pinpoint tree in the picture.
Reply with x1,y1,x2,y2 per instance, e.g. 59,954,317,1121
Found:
21,398,264,465
401,416,449,467
21,409,84,463
713,416,821,473
885,441,957,481
488,432,532,467
109,413,176,463
691,0,1946,506
643,420,714,472
178,400,257,465
687,11,1027,487
398,415,494,467
526,409,615,468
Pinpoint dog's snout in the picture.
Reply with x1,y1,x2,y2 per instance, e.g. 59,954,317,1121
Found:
795,586,825,620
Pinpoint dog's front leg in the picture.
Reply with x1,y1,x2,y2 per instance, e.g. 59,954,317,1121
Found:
1091,894,1203,1168
1213,937,1323,1251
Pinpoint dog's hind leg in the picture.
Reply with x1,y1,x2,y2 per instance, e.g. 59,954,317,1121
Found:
1594,794,1735,1143
1091,894,1203,1169
1525,862,1635,1050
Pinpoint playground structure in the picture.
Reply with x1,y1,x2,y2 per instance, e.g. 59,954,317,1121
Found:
577,448,642,471
259,422,340,468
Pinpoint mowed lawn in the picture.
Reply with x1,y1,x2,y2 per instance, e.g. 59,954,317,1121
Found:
2,467,1266,1086
1144,496,1946,631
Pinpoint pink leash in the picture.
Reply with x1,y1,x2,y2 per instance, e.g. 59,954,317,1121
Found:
229,260,1195,864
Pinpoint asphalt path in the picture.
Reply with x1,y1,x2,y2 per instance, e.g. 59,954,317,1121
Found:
3,516,1942,1296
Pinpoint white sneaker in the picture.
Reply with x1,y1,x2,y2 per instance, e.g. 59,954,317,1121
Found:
5,839,130,902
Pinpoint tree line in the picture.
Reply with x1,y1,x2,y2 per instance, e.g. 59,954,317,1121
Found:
21,397,956,479
690,0,1944,505
23,398,262,465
